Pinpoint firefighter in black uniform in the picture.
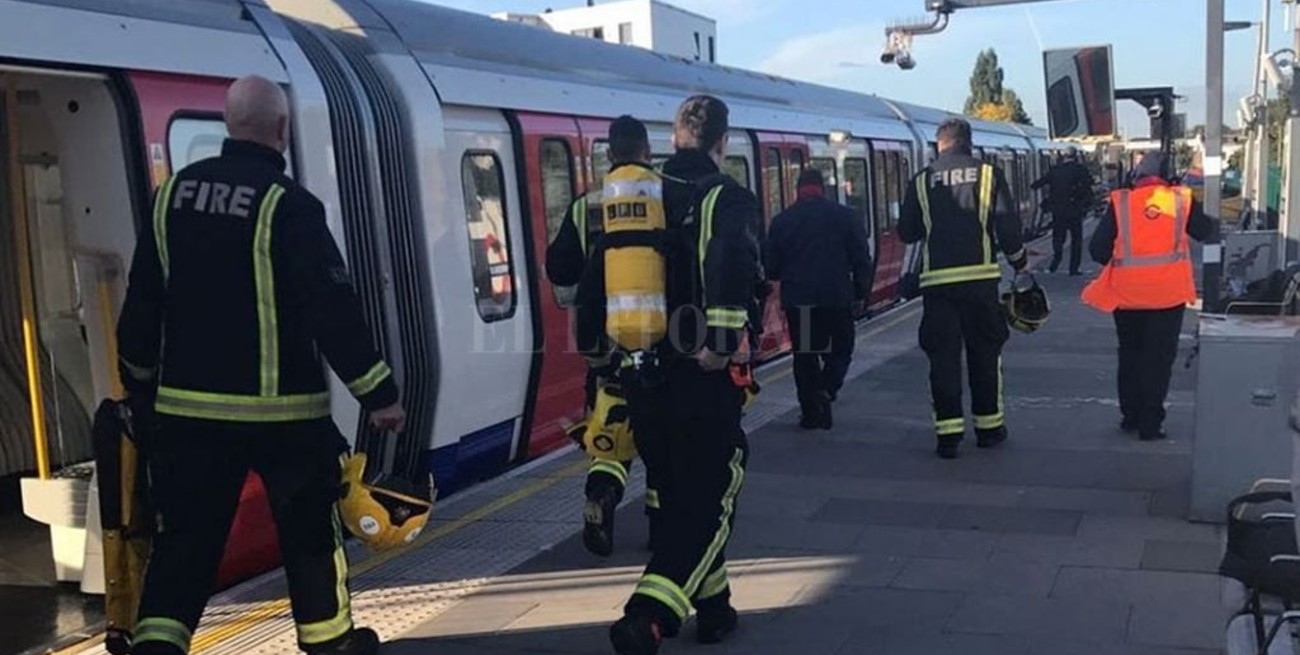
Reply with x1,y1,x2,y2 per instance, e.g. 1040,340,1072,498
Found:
546,115,660,558
117,75,403,655
1031,151,1094,275
576,95,759,654
900,118,1027,460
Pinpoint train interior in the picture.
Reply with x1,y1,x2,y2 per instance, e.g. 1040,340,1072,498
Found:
0,68,139,654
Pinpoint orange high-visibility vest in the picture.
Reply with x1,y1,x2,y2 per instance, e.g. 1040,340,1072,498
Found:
1081,184,1197,312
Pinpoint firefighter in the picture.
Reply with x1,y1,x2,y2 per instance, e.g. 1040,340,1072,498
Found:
545,115,660,558
1083,151,1214,440
1031,151,1095,275
899,118,1027,460
116,75,404,655
575,95,759,654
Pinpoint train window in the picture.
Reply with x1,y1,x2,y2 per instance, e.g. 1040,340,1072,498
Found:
764,148,783,220
723,156,750,189
788,150,805,206
810,157,838,199
843,158,869,231
592,140,610,189
885,152,904,228
168,118,226,170
871,149,890,235
460,152,516,322
541,139,575,246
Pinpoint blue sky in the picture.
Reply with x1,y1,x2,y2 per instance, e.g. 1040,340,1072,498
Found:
430,0,1287,137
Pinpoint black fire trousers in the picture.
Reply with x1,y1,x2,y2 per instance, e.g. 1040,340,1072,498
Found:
784,306,855,414
1114,306,1185,436
624,362,749,635
133,416,352,655
582,369,659,532
919,281,1010,439
1051,212,1084,274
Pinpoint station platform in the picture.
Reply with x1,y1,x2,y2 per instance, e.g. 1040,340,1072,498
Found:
65,242,1225,655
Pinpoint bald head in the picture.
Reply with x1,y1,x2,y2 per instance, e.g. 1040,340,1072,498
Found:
225,75,289,152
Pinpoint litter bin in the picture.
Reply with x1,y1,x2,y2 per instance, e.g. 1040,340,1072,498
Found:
1190,314,1300,522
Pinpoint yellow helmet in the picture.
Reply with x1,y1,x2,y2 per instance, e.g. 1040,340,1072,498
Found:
338,453,435,551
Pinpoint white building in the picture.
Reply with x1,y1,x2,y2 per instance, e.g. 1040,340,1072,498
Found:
493,0,718,63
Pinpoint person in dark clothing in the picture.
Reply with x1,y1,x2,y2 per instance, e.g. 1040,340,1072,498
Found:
1032,152,1094,275
766,167,872,429
1086,151,1214,440
899,118,1028,460
544,115,658,559
577,95,760,655
117,76,402,655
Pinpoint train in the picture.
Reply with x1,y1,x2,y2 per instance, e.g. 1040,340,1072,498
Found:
0,0,1076,589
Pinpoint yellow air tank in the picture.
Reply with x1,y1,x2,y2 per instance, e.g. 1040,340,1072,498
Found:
601,165,668,353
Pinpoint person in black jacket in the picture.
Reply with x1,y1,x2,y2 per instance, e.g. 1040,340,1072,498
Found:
583,95,759,655
899,118,1027,460
117,76,401,655
1032,152,1094,275
766,167,872,429
545,115,658,559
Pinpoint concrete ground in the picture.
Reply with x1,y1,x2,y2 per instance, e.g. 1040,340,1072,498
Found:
382,267,1227,655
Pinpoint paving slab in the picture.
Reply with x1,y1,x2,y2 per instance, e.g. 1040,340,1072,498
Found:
379,261,1228,654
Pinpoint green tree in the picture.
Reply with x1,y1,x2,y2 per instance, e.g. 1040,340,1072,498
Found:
963,49,1032,125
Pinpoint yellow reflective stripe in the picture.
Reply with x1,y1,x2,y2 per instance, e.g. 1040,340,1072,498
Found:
916,172,932,273
347,361,392,397
697,185,725,295
153,177,176,284
120,356,157,382
978,164,994,264
255,185,286,397
935,417,965,436
136,617,192,654
155,387,330,422
684,448,745,599
298,510,352,644
919,263,1002,287
974,413,1004,430
706,307,747,330
635,574,691,620
698,566,729,600
1005,247,1026,264
589,459,629,486
645,488,660,509
573,195,589,255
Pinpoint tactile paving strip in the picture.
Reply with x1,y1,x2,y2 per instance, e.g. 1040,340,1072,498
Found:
76,303,923,655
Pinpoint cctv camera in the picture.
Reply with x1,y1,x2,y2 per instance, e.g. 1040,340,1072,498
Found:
1147,104,1164,120
896,52,915,70
1264,54,1290,91
881,50,896,65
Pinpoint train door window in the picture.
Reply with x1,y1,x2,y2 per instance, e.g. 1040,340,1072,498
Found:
168,117,226,170
591,140,610,189
723,155,750,189
885,151,903,228
843,158,869,231
540,139,575,245
460,152,516,322
764,147,783,220
810,157,838,199
787,149,804,207
871,149,890,235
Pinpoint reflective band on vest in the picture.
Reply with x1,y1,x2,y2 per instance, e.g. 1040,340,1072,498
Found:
1081,184,1197,312
918,164,998,288
573,195,589,255
154,177,176,284
254,185,286,397
156,387,331,423
697,185,725,293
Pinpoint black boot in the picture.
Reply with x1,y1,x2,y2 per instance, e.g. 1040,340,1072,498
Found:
583,487,617,557
818,391,833,430
610,614,664,655
303,628,379,655
936,435,961,460
695,603,738,644
975,426,1008,449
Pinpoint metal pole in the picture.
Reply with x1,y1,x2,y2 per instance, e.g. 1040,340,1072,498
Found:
1284,6,1300,264
1255,2,1272,226
1204,0,1225,312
